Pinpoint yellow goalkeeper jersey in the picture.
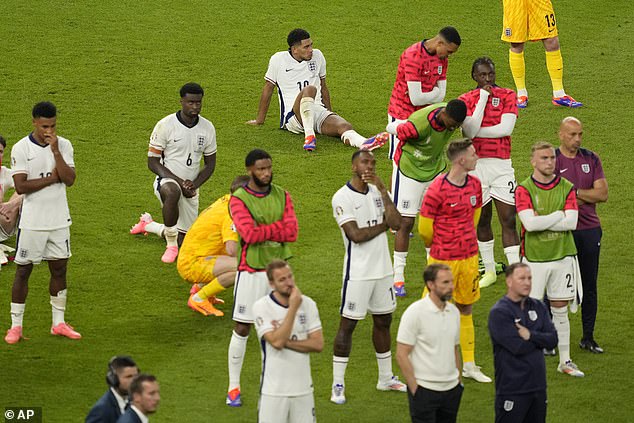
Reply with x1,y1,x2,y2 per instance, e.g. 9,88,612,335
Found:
180,194,238,258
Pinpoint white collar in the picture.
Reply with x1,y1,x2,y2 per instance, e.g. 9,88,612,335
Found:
110,387,128,414
130,405,150,423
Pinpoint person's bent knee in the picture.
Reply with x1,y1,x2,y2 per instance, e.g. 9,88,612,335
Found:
234,321,251,337
160,182,182,202
543,36,560,51
301,85,318,98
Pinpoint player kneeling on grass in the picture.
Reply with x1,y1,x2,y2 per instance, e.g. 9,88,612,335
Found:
131,83,217,264
247,28,388,153
0,135,23,264
177,175,250,317
254,260,323,423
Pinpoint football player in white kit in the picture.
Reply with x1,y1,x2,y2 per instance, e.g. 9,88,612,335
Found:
253,260,323,423
330,150,407,404
247,28,388,152
0,135,22,263
5,102,81,344
130,83,217,263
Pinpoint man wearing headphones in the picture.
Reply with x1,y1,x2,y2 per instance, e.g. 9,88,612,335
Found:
86,356,139,423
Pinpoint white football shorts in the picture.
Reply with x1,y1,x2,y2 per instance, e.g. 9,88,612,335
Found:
470,158,516,206
285,103,335,135
258,393,315,423
153,177,199,233
232,270,271,324
391,165,433,218
15,227,71,265
340,275,396,320
525,255,580,302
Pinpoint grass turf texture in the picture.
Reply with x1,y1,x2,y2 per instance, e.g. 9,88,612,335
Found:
1,0,633,421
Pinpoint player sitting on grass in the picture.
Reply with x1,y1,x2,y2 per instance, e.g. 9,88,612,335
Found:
247,28,388,152
0,135,22,264
177,175,250,317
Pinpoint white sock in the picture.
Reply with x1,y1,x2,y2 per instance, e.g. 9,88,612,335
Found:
518,89,528,98
10,302,25,328
376,351,393,383
478,240,496,274
341,130,367,148
145,221,165,237
50,289,67,327
332,355,349,386
393,251,408,283
425,247,431,261
228,330,249,391
300,97,316,139
553,89,566,98
551,306,571,364
504,245,520,265
164,226,178,248
192,293,204,303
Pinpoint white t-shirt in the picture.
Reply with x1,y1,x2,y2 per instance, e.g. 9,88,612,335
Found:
397,296,460,391
149,112,216,182
265,49,327,128
332,183,393,280
0,166,14,198
11,134,74,230
253,293,322,397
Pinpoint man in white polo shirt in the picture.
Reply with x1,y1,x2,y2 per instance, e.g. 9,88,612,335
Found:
396,263,463,423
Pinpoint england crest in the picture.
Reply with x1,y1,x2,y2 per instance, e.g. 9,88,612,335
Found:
528,310,538,321
375,197,383,208
197,135,205,149
470,195,477,206
504,400,514,411
581,164,590,173
335,206,344,216
308,61,317,72
402,200,410,209
299,313,306,324
437,65,443,75
505,28,512,37
492,97,500,107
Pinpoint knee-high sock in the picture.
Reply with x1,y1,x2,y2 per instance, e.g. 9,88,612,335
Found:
145,221,165,237
551,306,571,364
341,130,366,148
376,351,393,383
164,226,178,248
332,356,349,386
504,245,520,265
228,331,248,390
50,289,67,327
509,50,527,97
393,251,408,283
478,240,496,274
300,97,316,139
460,314,475,364
197,278,225,301
10,303,25,328
546,50,565,97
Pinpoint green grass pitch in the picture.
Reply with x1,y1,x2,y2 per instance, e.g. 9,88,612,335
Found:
1,0,633,421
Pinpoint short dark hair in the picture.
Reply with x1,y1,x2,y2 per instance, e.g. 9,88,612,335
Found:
245,149,271,167
447,138,473,161
0,135,5,148
445,99,467,123
351,149,372,163
32,102,57,119
505,262,530,278
129,373,157,397
180,82,204,98
471,56,495,76
230,175,250,193
266,259,290,282
287,28,310,48
423,263,451,284
439,26,461,46
110,355,137,372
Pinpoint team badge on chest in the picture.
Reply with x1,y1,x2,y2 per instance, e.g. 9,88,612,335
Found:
581,164,590,173
528,310,538,321
308,61,317,72
491,97,500,107
437,65,443,75
470,195,477,206
197,135,206,149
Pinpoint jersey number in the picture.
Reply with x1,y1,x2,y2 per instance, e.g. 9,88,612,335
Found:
508,181,516,194
366,219,378,227
565,273,572,289
544,14,556,28
296,80,309,91
39,172,52,178
186,153,193,166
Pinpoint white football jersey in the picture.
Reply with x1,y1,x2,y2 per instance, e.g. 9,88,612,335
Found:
0,166,14,199
332,183,393,280
265,49,327,128
254,293,321,397
11,134,74,230
149,112,216,182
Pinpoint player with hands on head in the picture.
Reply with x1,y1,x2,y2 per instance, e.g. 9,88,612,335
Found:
459,57,520,288
248,28,388,152
131,82,217,263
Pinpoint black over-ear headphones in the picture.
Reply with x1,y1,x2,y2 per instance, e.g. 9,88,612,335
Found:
106,356,137,388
